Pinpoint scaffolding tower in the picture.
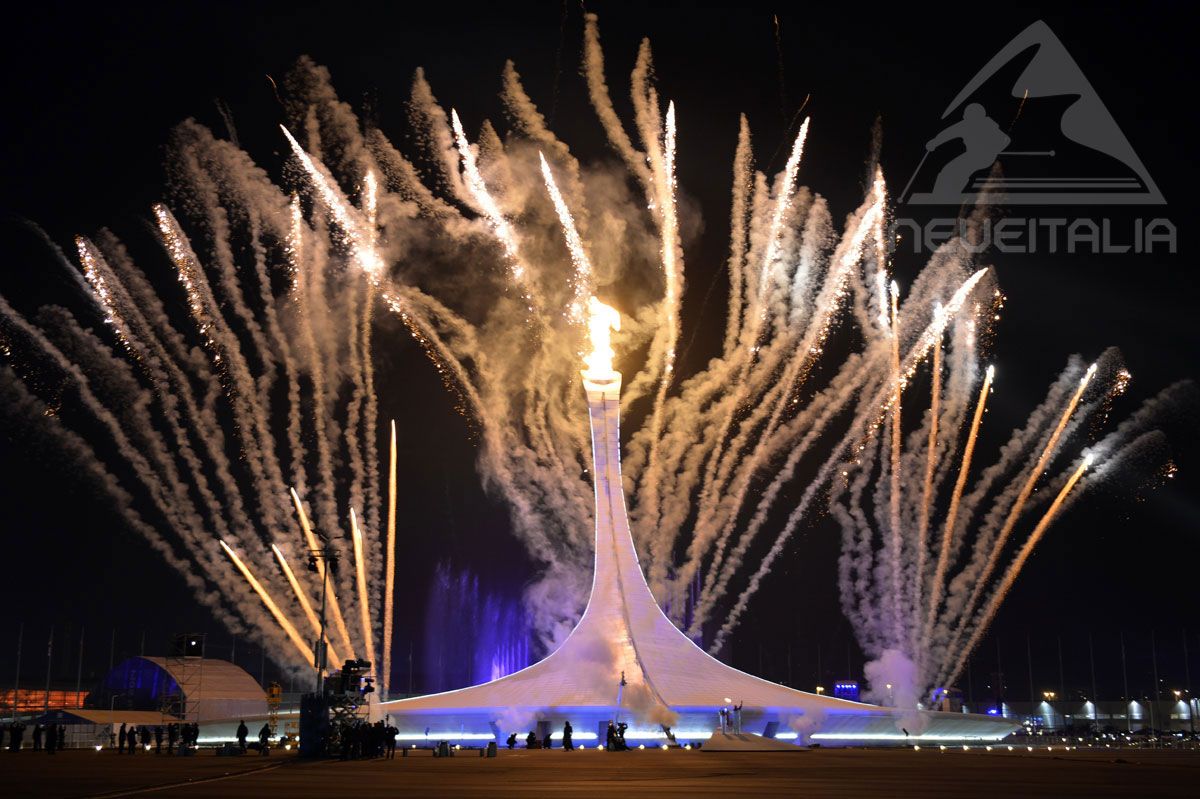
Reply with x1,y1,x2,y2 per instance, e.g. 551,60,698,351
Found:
266,682,282,735
161,633,205,723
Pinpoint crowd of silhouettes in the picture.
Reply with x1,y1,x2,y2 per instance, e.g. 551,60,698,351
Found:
9,722,66,753
336,719,398,760
3,719,199,754
502,721,582,751
114,721,198,754
605,721,629,751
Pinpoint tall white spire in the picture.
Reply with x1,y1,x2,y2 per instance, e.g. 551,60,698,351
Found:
382,367,1018,744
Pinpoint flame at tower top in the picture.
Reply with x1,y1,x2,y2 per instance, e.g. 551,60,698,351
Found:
582,297,621,383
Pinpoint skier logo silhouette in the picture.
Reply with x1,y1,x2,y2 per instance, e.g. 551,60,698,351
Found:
924,103,1010,200
903,20,1163,205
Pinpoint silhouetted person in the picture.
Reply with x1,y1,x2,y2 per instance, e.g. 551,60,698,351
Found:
385,723,397,758
562,721,574,751
374,721,386,758
45,724,57,754
605,721,616,751
236,719,248,752
542,731,553,750
167,723,178,754
258,723,271,755
32,723,43,751
505,732,517,750
926,103,1010,200
128,726,138,754
118,723,127,754
57,724,66,751
154,726,163,753
6,722,25,751
525,731,538,749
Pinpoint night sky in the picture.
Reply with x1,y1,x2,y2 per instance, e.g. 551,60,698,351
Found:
2,2,1196,704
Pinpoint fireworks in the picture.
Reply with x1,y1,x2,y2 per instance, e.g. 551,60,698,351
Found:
0,15,1182,696
219,540,315,666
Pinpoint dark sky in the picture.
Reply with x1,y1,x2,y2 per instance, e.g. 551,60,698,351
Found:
1,2,1196,703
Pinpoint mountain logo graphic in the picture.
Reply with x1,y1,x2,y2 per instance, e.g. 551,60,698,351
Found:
902,20,1164,205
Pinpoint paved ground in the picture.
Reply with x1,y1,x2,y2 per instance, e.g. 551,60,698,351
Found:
2,747,1198,798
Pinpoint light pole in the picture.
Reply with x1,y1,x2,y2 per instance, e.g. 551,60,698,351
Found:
10,622,22,723
307,539,339,694
1174,690,1194,736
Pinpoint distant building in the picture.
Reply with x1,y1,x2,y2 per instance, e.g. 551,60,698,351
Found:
969,698,1197,733
1,688,88,714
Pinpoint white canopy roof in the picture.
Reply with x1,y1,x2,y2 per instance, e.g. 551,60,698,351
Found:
387,375,887,719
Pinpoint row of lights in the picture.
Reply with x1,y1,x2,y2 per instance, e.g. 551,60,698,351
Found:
1041,689,1192,702
93,744,155,752
412,743,697,752
914,744,1082,753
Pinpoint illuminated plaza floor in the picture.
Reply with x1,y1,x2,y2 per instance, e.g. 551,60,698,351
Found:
2,746,1198,798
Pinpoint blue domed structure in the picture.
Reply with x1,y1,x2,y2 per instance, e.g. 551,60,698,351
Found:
87,656,267,723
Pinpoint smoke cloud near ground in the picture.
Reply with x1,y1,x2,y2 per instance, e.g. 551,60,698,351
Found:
786,707,828,744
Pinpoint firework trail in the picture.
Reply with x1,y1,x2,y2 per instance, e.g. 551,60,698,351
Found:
272,543,342,666
941,454,1092,688
220,540,315,665
922,364,992,649
290,488,356,660
382,421,398,697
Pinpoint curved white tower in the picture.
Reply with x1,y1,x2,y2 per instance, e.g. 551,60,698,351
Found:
381,359,1017,745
